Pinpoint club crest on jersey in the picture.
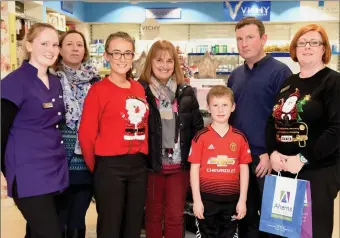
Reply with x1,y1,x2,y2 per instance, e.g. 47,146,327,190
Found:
229,142,237,152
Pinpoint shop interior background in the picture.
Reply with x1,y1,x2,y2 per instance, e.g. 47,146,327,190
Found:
1,0,339,237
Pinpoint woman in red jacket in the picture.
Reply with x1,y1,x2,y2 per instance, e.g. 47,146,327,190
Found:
78,32,149,238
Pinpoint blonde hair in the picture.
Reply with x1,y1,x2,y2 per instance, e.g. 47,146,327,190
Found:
104,31,135,79
21,23,58,64
139,40,184,85
207,85,235,105
290,24,331,64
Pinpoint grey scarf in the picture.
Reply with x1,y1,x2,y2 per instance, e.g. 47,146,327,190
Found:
149,75,177,149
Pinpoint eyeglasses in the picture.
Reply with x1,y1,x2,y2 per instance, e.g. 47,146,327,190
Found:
296,41,324,47
107,51,135,60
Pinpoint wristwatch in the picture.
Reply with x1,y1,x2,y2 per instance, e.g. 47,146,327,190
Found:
299,153,308,164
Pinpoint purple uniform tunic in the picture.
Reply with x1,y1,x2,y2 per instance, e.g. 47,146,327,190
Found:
1,61,69,198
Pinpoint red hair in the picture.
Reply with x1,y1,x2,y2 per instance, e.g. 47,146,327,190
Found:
290,24,331,64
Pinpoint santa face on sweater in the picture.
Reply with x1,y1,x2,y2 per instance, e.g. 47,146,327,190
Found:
273,88,300,122
122,97,149,140
272,88,309,147
282,96,298,115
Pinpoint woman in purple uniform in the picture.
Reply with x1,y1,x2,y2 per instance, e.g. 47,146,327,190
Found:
1,23,69,238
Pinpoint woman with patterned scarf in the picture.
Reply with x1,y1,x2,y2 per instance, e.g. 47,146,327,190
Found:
55,30,100,238
139,40,204,238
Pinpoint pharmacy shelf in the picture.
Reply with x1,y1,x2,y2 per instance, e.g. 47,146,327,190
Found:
193,71,232,75
268,52,290,57
216,72,232,75
188,53,239,56
269,52,340,56
188,52,289,57
188,52,340,57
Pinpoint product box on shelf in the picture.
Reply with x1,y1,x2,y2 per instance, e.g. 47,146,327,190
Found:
89,40,105,56
47,12,65,32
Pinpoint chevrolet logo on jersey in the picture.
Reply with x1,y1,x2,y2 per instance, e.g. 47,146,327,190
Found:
207,155,236,167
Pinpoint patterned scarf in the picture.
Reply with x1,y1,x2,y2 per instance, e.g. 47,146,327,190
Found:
56,60,99,154
149,75,181,167
150,75,177,147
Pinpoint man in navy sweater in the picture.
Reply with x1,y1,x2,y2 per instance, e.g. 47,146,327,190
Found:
227,17,292,238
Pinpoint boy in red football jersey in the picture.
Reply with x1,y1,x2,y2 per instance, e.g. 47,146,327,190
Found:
189,85,252,238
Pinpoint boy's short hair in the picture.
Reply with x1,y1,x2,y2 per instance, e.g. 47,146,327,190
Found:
206,85,235,105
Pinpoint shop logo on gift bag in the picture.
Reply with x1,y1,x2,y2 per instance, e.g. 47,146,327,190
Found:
281,191,290,203
271,180,297,221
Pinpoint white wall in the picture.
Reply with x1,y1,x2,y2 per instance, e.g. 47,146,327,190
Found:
75,22,91,46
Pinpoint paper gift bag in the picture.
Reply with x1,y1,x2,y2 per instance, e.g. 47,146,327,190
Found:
301,181,312,238
259,174,307,238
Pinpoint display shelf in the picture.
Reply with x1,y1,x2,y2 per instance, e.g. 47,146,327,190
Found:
14,12,42,23
268,52,290,57
193,71,231,75
187,52,240,79
188,52,340,57
90,21,339,73
270,52,340,56
216,72,232,75
46,11,66,32
90,54,104,57
188,53,239,56
188,52,289,57
269,52,340,56
8,13,18,71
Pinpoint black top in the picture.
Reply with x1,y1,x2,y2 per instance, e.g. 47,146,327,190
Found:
1,99,19,176
266,67,340,170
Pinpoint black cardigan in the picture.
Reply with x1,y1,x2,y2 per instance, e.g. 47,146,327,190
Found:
1,99,19,176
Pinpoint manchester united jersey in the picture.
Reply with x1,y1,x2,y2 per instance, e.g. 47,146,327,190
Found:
189,125,252,201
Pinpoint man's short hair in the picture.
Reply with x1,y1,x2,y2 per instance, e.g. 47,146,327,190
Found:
235,17,265,37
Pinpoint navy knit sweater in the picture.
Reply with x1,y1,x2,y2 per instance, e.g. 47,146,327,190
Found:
227,55,292,156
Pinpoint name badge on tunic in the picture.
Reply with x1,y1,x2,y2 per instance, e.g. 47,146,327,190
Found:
280,85,290,93
42,102,53,108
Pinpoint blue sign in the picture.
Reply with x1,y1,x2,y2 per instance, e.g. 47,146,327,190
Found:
224,1,271,21
145,8,181,19
61,1,74,14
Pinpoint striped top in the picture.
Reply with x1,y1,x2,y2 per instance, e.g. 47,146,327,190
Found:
188,125,252,201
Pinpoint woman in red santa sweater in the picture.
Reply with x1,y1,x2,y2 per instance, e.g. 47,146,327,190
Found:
78,32,149,238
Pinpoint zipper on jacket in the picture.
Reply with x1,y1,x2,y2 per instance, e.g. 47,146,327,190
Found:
157,109,163,169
